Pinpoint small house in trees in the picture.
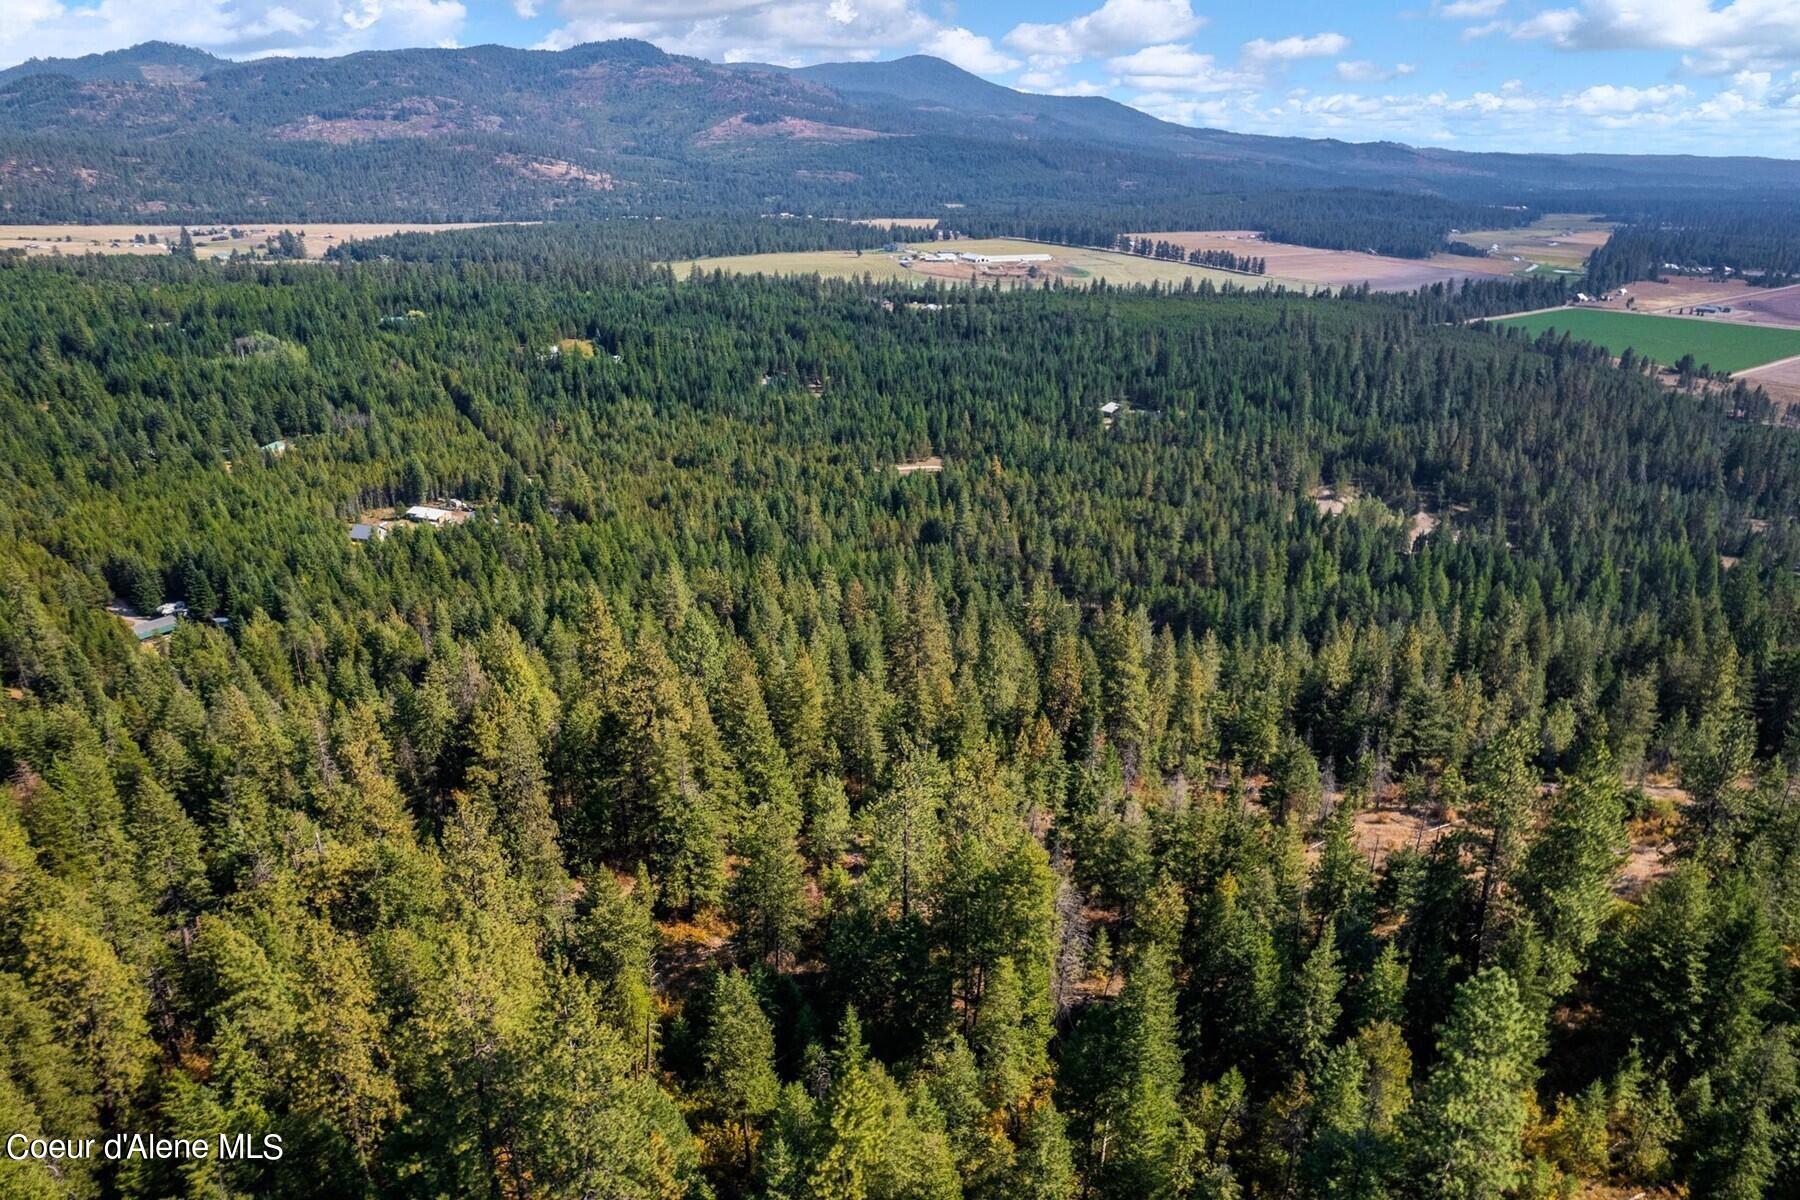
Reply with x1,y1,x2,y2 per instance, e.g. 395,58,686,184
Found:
349,523,388,542
1099,402,1121,416
405,505,453,526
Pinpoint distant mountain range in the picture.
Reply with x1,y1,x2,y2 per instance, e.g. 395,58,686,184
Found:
1,39,1796,224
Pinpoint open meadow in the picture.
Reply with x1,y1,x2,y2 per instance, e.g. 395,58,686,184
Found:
1452,212,1614,273
0,221,513,259
1493,307,1800,374
1128,229,1518,290
675,237,1316,290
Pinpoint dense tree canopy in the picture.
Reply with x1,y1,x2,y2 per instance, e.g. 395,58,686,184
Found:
1,245,1797,1199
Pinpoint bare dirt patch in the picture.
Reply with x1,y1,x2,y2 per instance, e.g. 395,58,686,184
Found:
274,105,499,144
698,113,886,145
1407,511,1439,551
494,154,612,189
1733,283,1800,326
1311,485,1348,516
1132,230,1507,292
1617,814,1679,898
895,456,943,475
1350,805,1455,865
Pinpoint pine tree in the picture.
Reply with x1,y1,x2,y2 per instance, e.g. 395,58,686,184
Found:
1284,924,1343,1076
806,1010,886,1200
805,774,854,870
1518,740,1626,997
1301,1022,1410,1200
731,799,810,968
1094,605,1151,769
704,969,781,1173
1677,639,1756,853
1408,968,1532,1200
864,750,945,921
1096,946,1185,1200
1461,726,1536,965
1013,1098,1078,1200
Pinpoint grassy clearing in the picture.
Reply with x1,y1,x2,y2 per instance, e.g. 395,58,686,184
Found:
674,237,1314,291
0,222,513,260
1454,213,1613,274
1494,308,1800,374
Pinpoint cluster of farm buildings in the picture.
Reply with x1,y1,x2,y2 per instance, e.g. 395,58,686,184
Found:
882,244,1052,267
350,499,477,543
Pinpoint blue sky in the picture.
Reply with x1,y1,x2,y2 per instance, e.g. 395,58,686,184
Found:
6,0,1799,156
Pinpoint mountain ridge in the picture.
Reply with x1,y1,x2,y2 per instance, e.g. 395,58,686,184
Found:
1,39,1796,227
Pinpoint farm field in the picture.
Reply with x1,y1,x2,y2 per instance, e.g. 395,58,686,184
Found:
1129,229,1515,290
1452,211,1614,273
0,221,513,259
1493,307,1800,374
1736,355,1800,421
1733,283,1800,325
675,237,1315,289
1580,278,1800,328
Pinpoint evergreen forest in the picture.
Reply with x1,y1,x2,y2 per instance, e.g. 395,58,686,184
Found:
1,241,1798,1200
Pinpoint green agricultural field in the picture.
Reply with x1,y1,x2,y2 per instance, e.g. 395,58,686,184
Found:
1494,308,1800,374
673,237,1316,291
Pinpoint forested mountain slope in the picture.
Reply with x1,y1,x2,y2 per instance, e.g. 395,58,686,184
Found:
3,38,1798,234
1,247,1797,1197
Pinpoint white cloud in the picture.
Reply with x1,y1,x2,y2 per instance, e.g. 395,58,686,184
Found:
1568,81,1690,113
1512,7,1582,42
1005,0,1204,58
1242,32,1350,62
1510,0,1800,74
0,0,465,63
1336,59,1416,82
1108,42,1261,93
1125,69,1800,156
920,25,1018,73
535,0,937,64
1024,77,1112,96
1437,0,1505,17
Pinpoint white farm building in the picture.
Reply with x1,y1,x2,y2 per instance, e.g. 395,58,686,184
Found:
957,252,1052,265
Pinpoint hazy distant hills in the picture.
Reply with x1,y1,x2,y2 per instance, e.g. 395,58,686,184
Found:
1,38,1796,223
0,41,226,85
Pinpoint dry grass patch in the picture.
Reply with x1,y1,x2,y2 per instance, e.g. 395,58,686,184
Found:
676,237,1315,290
0,221,516,260
1132,230,1511,291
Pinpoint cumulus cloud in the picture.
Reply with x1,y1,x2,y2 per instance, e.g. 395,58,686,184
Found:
1336,59,1416,82
0,0,465,63
1108,43,1261,93
1509,0,1800,74
921,26,1019,73
1436,0,1505,17
1005,0,1204,58
1129,68,1800,156
1567,81,1691,113
1242,32,1350,62
534,0,937,64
